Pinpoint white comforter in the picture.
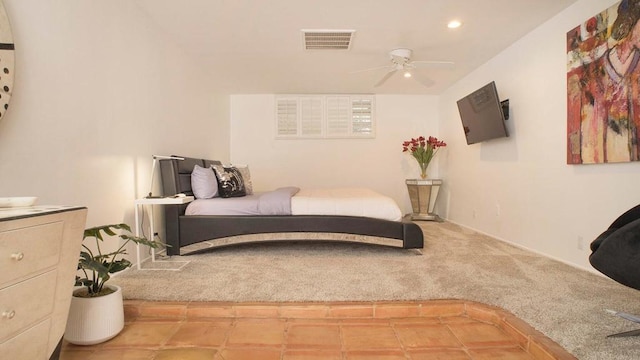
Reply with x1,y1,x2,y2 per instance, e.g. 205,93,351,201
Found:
290,188,402,221
186,187,402,222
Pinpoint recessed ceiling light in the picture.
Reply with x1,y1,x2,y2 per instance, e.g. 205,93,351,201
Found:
447,20,462,29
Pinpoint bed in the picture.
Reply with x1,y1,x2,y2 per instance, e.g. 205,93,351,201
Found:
159,156,424,255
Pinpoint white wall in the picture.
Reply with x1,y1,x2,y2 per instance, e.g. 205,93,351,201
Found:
230,94,440,212
439,0,639,271
0,2,229,237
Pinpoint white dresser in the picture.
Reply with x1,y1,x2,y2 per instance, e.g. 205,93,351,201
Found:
0,206,87,360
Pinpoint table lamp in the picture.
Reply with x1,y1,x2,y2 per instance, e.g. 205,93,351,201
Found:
147,155,184,198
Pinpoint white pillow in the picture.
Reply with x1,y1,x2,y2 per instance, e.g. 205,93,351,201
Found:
235,164,253,195
191,164,218,199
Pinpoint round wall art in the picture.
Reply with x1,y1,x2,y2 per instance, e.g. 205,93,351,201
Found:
0,0,13,121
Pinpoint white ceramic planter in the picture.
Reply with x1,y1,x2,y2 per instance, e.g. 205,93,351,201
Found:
64,285,125,345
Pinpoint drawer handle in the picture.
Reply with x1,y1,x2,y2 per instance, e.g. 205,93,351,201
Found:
2,310,15,319
10,252,24,261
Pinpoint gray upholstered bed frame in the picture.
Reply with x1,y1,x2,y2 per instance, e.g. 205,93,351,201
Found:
159,156,424,255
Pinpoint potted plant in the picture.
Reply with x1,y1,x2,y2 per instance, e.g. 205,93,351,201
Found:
64,223,161,345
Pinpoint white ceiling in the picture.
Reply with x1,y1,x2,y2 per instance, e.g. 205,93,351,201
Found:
133,0,578,95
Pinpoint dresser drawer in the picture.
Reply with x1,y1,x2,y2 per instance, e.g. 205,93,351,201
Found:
0,270,56,342
0,221,64,287
0,318,50,360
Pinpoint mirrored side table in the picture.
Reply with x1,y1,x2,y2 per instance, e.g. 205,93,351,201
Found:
406,179,443,221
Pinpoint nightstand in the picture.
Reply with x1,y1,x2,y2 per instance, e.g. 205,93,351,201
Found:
134,196,194,270
405,179,443,221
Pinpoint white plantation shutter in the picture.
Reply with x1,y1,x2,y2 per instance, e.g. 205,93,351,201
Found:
275,95,374,138
300,97,323,136
276,98,298,136
326,96,350,136
351,97,373,135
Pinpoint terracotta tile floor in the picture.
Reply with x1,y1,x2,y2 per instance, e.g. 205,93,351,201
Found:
60,299,576,360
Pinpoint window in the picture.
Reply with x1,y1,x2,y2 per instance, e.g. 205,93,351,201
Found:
275,95,375,138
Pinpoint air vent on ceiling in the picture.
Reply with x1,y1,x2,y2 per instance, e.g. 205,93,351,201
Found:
302,29,355,50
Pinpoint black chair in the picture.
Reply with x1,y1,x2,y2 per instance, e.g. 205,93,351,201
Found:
590,204,640,337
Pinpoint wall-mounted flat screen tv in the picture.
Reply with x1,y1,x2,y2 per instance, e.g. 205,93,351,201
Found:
456,81,509,145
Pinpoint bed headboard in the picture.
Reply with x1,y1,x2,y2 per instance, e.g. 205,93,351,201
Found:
159,156,222,251
159,156,222,198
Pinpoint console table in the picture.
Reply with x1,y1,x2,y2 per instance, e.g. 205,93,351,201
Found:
405,179,443,221
0,206,87,360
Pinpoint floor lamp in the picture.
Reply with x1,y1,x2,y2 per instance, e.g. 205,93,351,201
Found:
147,155,184,198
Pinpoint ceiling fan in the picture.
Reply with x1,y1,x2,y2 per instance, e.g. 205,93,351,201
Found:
355,48,454,88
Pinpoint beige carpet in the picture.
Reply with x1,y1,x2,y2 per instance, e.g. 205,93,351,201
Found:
114,221,640,359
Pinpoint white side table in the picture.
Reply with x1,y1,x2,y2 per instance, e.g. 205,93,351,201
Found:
134,196,194,269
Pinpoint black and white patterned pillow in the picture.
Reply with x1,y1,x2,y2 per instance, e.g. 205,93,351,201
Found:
211,165,246,198
235,164,253,195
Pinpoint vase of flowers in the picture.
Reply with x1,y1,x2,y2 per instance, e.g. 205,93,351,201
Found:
402,136,447,179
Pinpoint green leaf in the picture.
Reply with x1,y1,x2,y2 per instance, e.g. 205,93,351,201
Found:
83,223,132,240
74,277,94,287
79,256,110,277
77,222,158,295
120,234,162,248
108,259,132,273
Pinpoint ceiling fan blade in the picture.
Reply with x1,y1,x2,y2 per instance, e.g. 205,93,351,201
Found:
350,65,391,74
411,60,455,67
374,69,397,87
408,70,435,87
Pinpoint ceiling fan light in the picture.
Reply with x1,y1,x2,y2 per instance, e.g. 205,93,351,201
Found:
447,20,462,29
403,71,412,78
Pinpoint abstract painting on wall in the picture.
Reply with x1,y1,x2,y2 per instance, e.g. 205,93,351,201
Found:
567,0,640,164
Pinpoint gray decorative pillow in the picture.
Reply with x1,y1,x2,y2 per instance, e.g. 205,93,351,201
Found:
212,165,246,198
235,164,253,195
191,164,218,199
